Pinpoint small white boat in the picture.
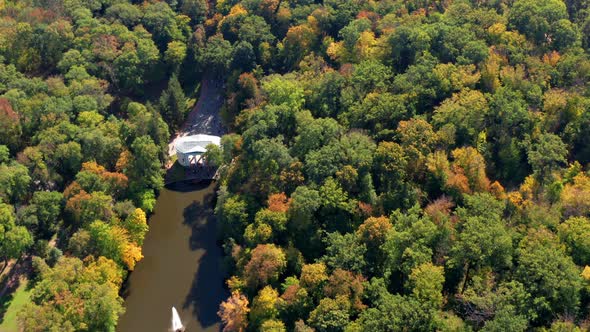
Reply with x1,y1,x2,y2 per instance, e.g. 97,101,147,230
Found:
172,306,185,332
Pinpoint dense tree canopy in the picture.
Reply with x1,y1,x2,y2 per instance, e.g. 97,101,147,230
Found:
3,0,590,330
207,0,590,330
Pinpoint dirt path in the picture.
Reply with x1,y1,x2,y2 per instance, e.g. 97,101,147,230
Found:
168,79,226,160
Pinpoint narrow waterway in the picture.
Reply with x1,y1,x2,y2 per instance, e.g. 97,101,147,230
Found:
117,182,227,332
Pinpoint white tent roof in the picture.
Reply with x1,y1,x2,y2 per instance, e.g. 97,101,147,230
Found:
175,134,221,154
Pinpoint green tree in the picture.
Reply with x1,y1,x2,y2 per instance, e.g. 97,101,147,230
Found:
308,296,351,332
105,2,143,27
515,228,582,325
557,217,590,265
165,41,187,72
0,203,33,269
203,34,233,76
508,0,568,45
407,263,445,310
0,162,32,203
322,232,367,274
31,191,63,237
142,1,186,49
158,74,187,132
216,191,249,241
449,194,512,292
433,89,489,145
526,133,568,183
128,135,164,196
354,290,434,331
19,256,124,332
180,0,208,24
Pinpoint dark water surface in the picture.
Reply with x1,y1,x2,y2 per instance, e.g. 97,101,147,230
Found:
117,182,227,332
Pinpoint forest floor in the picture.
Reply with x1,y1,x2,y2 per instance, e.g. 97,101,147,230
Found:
167,78,226,166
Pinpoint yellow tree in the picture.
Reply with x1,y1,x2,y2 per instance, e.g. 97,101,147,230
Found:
123,208,149,245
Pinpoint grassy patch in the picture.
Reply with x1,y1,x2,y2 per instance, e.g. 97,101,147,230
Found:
0,280,30,332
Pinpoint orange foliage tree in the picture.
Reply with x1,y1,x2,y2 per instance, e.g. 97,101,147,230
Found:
218,291,250,332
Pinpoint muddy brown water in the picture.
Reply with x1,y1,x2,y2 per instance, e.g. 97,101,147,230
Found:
117,181,227,332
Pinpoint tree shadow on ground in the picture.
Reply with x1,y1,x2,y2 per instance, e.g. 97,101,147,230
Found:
182,190,228,331
0,258,31,322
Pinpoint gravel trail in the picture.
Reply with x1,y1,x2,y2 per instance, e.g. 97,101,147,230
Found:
168,79,226,159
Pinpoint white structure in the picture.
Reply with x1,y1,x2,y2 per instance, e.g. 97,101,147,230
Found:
172,307,184,332
175,134,221,167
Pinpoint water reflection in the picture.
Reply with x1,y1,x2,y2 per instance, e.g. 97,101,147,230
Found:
117,181,227,332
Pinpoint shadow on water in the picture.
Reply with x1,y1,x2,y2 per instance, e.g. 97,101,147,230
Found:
182,193,228,330
117,181,227,332
165,180,213,193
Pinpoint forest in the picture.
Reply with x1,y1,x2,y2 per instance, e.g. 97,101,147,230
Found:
1,0,590,331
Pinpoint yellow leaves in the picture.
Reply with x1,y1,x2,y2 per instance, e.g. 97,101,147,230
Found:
85,256,124,291
507,191,524,209
451,147,490,193
306,15,320,35
561,173,590,218
176,14,191,27
124,208,148,245
490,181,506,200
542,51,561,67
284,24,316,51
327,29,396,64
326,40,345,63
253,286,281,313
582,266,590,281
121,241,143,271
244,222,272,246
542,89,569,131
116,150,132,172
82,161,107,174
357,216,392,246
217,4,248,35
427,147,492,196
519,175,537,201
250,286,283,326
481,50,503,92
227,276,246,292
356,30,378,61
487,23,506,40
433,63,481,92
427,150,451,181
229,4,248,16
300,263,328,290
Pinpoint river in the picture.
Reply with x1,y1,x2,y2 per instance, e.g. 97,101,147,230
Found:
117,182,227,332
